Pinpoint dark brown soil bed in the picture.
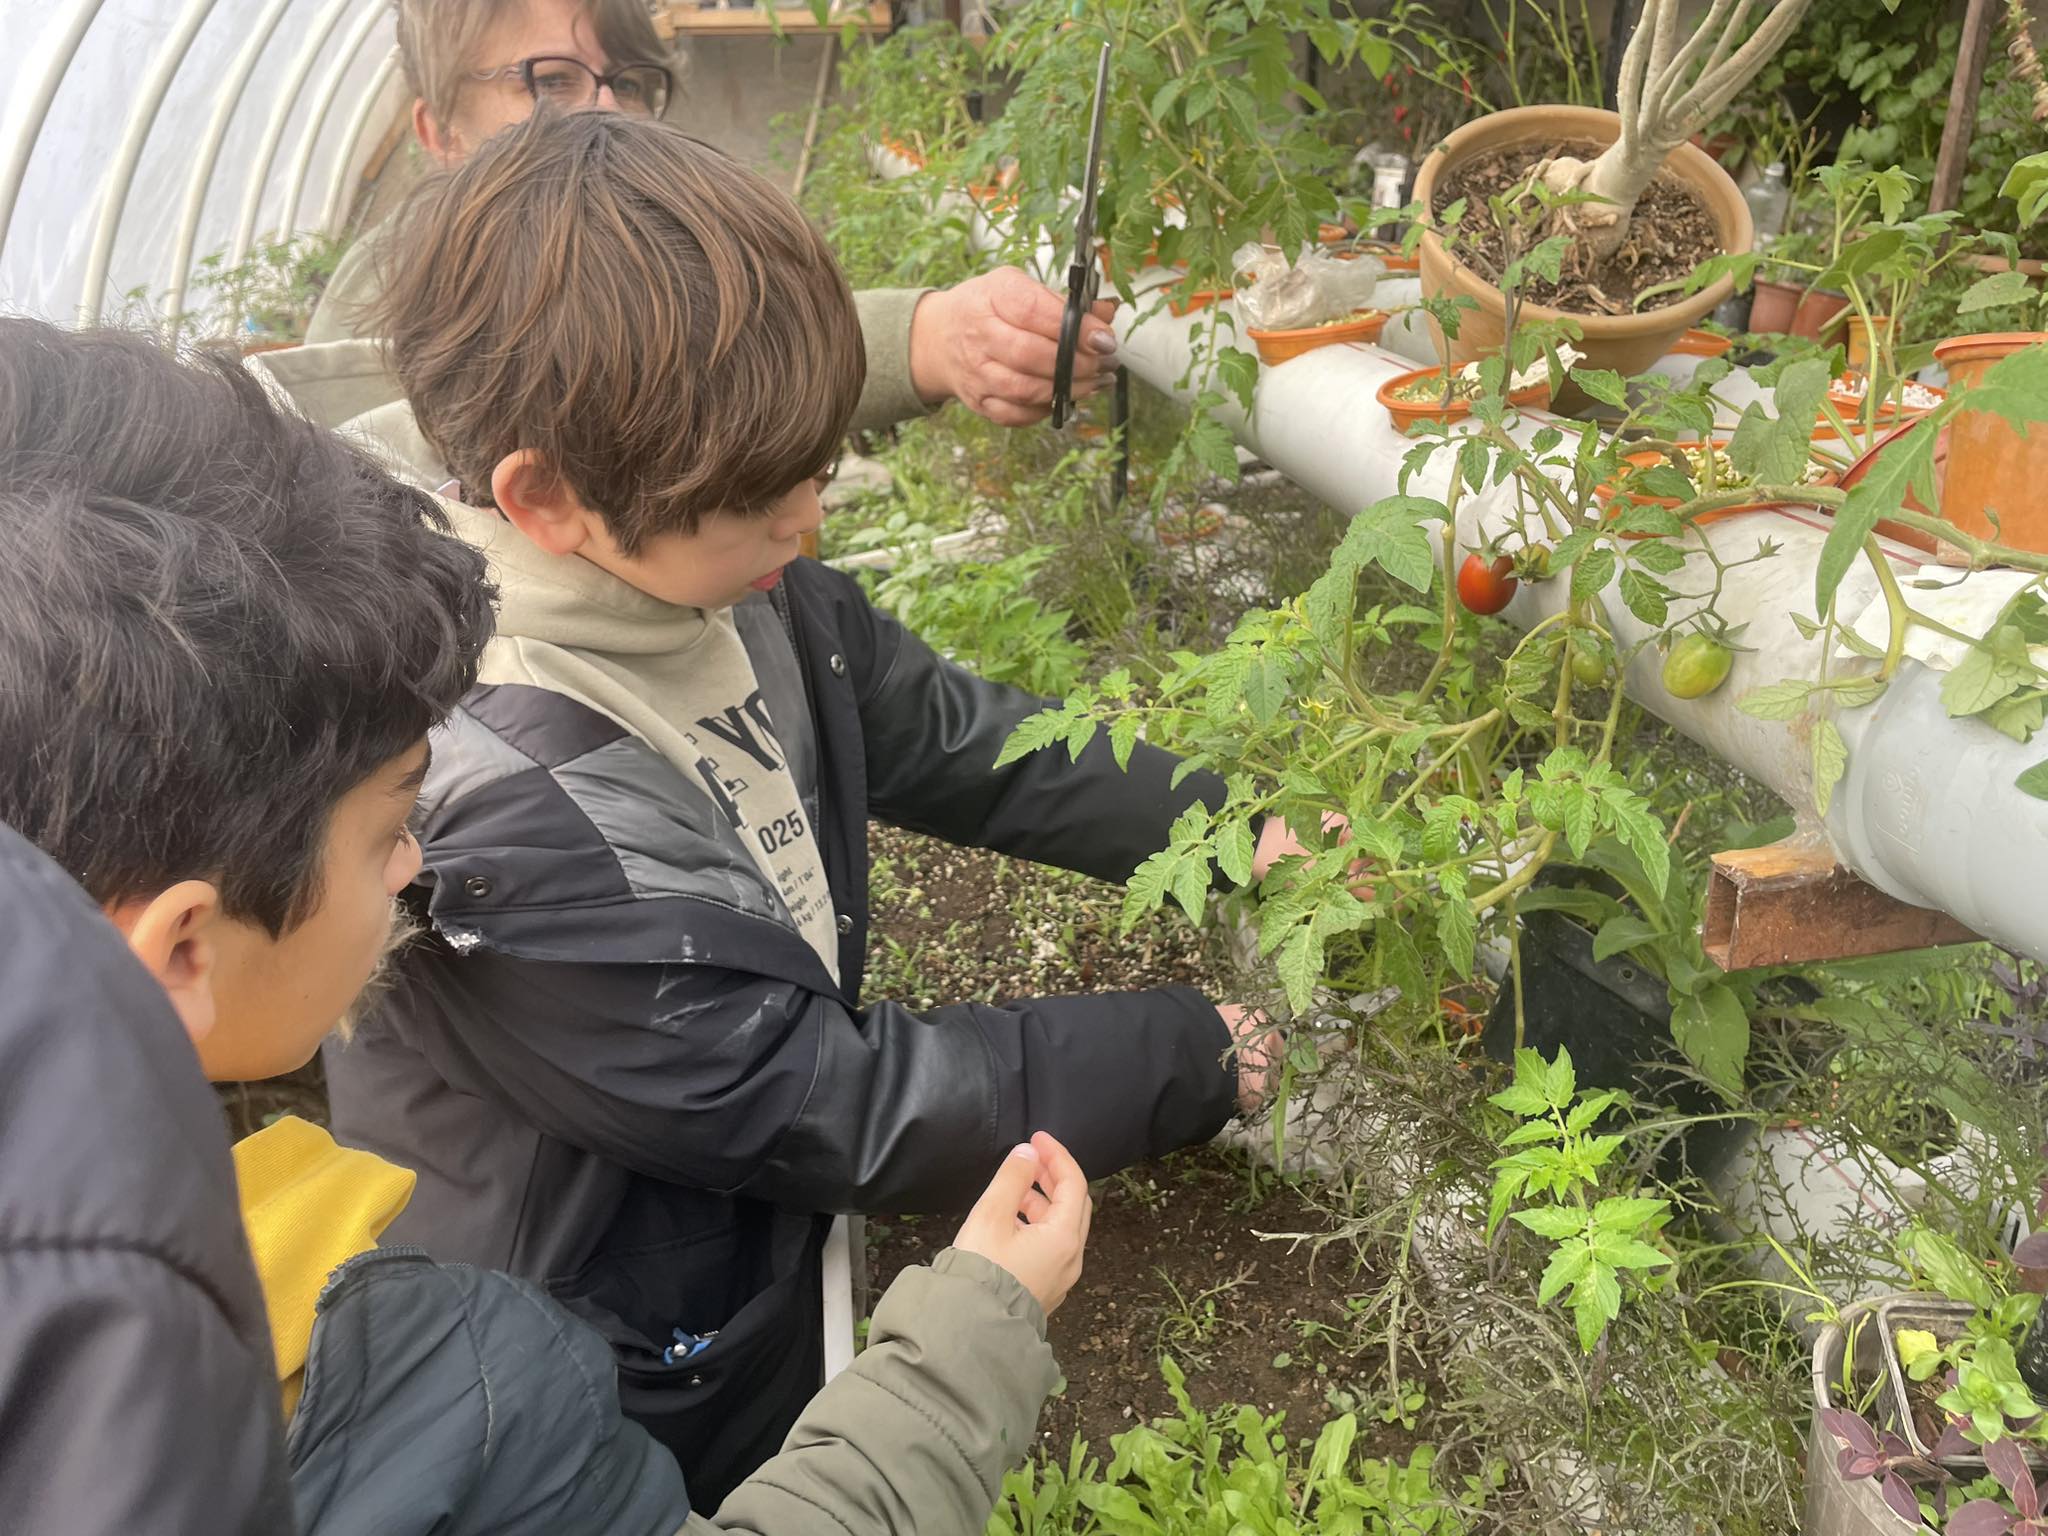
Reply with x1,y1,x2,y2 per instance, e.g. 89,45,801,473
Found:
861,822,1233,1005
861,827,1414,1460
1432,141,1722,315
867,1145,1412,1461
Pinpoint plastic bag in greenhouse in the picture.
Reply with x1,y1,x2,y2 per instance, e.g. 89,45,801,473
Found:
1231,241,1384,331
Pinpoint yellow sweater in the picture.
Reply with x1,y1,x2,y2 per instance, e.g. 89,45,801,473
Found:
231,1115,415,1419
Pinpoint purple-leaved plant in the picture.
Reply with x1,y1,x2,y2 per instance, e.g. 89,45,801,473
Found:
1818,1406,1945,1527
1949,1440,2048,1535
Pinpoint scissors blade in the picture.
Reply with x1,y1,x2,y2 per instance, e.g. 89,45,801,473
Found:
1071,41,1111,264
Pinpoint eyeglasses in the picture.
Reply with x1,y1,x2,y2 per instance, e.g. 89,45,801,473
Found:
475,56,673,119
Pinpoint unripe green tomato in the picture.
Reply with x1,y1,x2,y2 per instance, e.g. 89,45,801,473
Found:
1570,643,1606,687
1661,634,1733,699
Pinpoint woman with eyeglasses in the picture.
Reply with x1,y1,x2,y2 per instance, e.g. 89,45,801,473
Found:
306,0,1119,434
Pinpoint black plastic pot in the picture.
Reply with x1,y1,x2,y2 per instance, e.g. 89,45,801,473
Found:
1481,869,1751,1178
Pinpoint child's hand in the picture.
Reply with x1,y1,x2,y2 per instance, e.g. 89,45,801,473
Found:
952,1132,1092,1317
1218,1004,1282,1115
1250,813,1375,900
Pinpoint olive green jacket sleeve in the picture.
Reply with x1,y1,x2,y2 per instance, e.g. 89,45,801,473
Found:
303,230,938,434
302,230,384,346
687,1248,1056,1534
848,287,938,435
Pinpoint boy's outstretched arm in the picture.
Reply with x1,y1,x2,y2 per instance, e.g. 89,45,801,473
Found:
804,561,1253,887
696,1135,1085,1534
388,943,1238,1215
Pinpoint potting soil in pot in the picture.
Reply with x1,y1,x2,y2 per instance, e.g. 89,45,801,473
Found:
1430,141,1722,315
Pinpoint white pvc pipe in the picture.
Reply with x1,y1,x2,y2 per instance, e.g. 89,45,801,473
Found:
0,0,112,260
78,0,230,323
162,0,306,333
276,0,388,238
1110,292,2048,964
321,48,401,236
869,153,2044,954
820,1214,856,1381
230,0,363,266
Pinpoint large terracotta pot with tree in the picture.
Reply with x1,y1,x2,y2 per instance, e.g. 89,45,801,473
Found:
1413,0,1812,378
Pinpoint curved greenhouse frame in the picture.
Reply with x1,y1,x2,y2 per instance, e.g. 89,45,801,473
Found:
0,0,403,331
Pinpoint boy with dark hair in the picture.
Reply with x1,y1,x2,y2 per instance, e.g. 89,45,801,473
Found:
0,317,1089,1535
336,106,1311,1507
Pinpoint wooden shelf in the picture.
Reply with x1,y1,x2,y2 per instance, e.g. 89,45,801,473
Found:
656,2,892,36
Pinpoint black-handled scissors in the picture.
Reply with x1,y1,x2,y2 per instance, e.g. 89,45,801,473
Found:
1051,42,1111,430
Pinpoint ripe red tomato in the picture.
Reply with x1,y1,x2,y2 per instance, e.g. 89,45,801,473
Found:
1661,634,1733,699
1457,552,1518,615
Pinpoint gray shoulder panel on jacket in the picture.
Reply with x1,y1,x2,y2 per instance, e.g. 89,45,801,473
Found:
422,685,790,929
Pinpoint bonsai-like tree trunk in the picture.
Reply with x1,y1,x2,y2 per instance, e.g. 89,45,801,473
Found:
2010,0,2048,124
1539,0,1816,260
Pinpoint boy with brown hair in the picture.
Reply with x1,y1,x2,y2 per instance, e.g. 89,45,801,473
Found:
0,317,1090,1535
304,0,1117,433
333,106,1308,1508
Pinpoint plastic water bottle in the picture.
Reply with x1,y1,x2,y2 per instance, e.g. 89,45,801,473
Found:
1745,162,1790,251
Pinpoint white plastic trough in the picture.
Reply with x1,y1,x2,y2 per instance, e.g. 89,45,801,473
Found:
1105,270,2048,969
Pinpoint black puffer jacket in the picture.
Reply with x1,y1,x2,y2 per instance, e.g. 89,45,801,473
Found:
0,823,293,1535
288,1247,689,1536
326,556,1244,1507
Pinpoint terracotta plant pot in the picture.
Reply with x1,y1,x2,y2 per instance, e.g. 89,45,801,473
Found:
1832,419,1948,555
876,135,926,170
1791,287,1851,342
1412,106,1751,380
1156,502,1227,548
1333,241,1421,274
1748,278,1803,334
1843,313,1891,373
1248,308,1388,365
1594,439,1837,535
1377,364,1550,431
1161,279,1233,318
1934,332,2048,555
1964,253,2048,279
1823,375,1944,424
1670,328,1733,358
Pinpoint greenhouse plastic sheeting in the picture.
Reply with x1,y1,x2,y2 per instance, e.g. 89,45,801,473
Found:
0,0,401,326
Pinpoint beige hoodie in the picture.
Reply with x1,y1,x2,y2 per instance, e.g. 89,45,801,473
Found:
442,499,842,980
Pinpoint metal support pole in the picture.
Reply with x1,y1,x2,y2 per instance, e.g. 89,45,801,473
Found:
230,0,364,266
0,0,113,264
1602,0,1638,113
78,0,230,323
1930,0,2000,215
162,0,302,336
320,49,402,236
790,34,839,199
1112,364,1130,507
276,0,389,238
